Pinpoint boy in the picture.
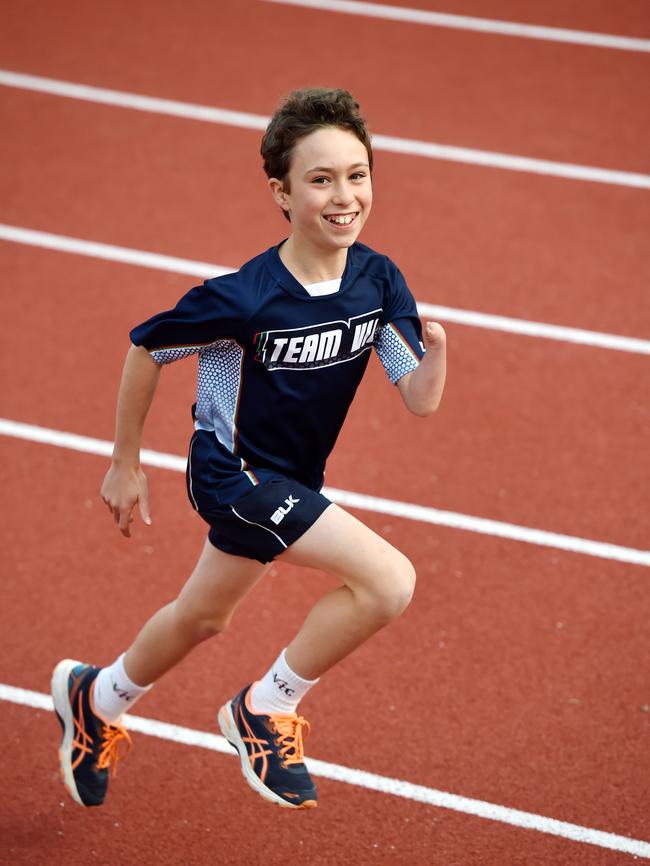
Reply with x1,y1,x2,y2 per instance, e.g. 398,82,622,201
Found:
51,88,446,810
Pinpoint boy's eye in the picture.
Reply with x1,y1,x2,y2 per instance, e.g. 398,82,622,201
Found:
310,172,367,184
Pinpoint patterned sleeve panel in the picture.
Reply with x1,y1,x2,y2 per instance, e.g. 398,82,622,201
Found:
374,320,423,384
149,345,203,365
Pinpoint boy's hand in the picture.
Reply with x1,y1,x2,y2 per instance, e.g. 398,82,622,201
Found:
100,463,152,538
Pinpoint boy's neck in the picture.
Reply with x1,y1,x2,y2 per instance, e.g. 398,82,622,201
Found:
279,236,349,286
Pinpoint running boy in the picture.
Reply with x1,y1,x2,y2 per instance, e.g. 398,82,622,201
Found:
52,88,446,810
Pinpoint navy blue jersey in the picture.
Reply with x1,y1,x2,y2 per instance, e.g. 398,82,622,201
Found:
131,241,424,494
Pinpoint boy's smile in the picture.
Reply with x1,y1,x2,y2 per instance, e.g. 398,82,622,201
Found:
269,126,372,279
323,212,358,228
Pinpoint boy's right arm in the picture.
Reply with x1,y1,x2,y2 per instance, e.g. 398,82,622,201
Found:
100,344,162,537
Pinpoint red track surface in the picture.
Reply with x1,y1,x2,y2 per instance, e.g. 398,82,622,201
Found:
1,2,649,864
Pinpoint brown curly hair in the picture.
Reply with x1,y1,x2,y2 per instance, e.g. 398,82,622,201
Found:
261,88,373,220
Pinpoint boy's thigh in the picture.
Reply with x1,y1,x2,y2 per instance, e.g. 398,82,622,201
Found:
280,504,411,592
177,538,269,615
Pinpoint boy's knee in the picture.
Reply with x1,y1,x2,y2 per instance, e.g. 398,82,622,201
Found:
173,601,230,643
191,618,227,642
362,554,416,623
389,556,416,616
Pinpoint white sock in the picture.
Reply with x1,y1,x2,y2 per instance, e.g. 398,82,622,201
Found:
93,653,152,724
249,648,319,716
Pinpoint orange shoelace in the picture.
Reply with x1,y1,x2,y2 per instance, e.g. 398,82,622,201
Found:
97,724,132,776
270,715,310,767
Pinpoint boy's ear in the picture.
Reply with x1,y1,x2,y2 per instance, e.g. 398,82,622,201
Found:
268,177,290,213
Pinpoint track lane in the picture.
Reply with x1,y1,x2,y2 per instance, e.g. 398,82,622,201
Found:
1,244,647,549
1,440,649,848
6,417,650,567
7,69,650,190
3,703,644,866
5,689,650,862
2,89,650,337
265,0,650,52
357,0,650,39
1,0,650,172
5,221,650,354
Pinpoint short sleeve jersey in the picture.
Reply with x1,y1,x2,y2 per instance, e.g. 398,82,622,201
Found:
130,241,424,491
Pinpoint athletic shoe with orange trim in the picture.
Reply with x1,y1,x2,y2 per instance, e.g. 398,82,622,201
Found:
51,659,131,807
218,684,317,809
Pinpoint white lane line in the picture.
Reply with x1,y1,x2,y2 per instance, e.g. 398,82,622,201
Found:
0,223,235,279
415,303,650,355
1,418,649,568
2,223,650,357
2,682,649,858
262,0,650,53
324,487,650,567
1,70,649,190
370,133,650,189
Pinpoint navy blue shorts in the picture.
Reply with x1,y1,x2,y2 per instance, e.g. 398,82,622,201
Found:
186,432,331,563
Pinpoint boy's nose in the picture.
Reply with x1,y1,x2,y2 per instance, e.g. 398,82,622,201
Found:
331,182,355,205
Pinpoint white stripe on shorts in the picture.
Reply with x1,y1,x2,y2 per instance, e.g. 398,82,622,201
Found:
229,506,288,549
187,436,199,511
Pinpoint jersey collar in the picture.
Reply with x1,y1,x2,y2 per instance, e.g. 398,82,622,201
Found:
267,241,357,300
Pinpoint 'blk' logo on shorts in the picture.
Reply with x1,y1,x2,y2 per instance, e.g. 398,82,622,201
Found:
270,495,300,525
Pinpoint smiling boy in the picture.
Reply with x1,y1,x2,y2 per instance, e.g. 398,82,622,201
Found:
51,88,446,810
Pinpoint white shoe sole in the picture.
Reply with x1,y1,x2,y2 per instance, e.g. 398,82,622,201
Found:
217,701,316,810
51,658,85,806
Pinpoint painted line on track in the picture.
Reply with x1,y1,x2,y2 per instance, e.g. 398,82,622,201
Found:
2,682,649,858
2,223,649,356
262,0,650,53
1,70,650,190
0,223,235,279
1,418,649,568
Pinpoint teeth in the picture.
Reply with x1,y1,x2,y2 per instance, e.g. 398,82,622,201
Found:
329,215,354,225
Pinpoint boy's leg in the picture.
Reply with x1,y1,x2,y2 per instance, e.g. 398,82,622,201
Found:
52,538,268,807
279,503,415,680
219,504,415,810
91,538,268,721
121,538,269,688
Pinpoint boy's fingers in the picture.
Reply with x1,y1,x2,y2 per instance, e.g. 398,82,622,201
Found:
138,494,152,526
118,505,134,535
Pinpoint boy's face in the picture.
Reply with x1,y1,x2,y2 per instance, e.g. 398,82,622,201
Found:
270,126,372,254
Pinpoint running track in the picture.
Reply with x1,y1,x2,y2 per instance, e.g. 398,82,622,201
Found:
1,1,649,864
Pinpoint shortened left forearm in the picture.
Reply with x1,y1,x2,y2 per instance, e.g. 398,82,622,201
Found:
399,323,446,416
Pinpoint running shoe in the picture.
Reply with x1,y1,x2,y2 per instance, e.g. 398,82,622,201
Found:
218,684,317,809
51,659,131,807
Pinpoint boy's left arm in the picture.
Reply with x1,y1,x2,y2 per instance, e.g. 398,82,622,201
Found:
397,322,447,416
